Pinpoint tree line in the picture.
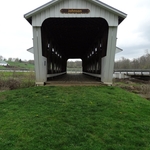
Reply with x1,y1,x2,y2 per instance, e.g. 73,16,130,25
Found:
1,51,150,69
67,52,150,69
0,56,34,65
114,51,150,69
67,61,82,68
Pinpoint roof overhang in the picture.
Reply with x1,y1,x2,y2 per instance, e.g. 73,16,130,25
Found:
116,47,123,54
27,47,34,54
27,47,123,55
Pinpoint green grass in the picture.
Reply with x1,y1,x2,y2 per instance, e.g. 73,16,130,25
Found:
0,86,150,150
0,66,5,69
0,71,33,78
6,61,34,70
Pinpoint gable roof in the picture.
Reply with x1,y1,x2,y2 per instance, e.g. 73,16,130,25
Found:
24,0,127,24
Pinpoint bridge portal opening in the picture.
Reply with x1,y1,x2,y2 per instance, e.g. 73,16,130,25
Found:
41,18,108,76
67,59,82,73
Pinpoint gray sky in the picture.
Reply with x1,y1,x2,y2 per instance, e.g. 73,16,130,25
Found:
0,0,150,61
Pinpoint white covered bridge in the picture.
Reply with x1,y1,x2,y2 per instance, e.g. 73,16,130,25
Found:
24,0,127,85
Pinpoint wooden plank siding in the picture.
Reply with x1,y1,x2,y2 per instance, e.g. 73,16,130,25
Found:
32,0,118,27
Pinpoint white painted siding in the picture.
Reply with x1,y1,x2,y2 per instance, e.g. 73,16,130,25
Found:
32,0,118,27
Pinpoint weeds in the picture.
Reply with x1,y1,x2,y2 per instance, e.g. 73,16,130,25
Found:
0,71,35,90
114,78,150,100
140,83,150,99
140,83,150,94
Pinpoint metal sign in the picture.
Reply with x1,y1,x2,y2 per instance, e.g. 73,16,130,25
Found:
60,9,90,14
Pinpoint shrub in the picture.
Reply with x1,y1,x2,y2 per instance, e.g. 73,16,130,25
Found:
140,83,150,99
7,78,20,90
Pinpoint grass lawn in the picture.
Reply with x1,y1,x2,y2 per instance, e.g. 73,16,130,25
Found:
0,71,34,77
0,66,5,69
6,61,34,70
0,86,150,150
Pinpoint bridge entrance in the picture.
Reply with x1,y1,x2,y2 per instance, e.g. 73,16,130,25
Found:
41,18,108,75
24,0,127,85
67,59,82,73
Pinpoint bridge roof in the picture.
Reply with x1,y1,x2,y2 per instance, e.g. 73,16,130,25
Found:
24,0,127,24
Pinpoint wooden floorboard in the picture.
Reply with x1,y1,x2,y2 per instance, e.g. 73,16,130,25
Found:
46,73,103,86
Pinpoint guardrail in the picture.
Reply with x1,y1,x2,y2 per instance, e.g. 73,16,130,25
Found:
114,69,150,77
47,72,66,78
83,72,101,78
114,69,150,73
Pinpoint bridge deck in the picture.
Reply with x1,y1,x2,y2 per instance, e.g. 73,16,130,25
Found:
46,73,102,86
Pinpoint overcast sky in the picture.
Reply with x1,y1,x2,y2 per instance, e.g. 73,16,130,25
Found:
0,0,150,61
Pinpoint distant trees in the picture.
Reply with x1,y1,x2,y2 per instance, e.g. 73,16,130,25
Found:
1,51,150,70
0,55,4,61
115,52,150,69
67,61,82,68
6,57,34,64
15,58,19,62
28,60,34,65
8,58,12,61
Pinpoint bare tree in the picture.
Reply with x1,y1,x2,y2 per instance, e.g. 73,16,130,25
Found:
8,58,13,62
115,51,150,69
0,55,3,61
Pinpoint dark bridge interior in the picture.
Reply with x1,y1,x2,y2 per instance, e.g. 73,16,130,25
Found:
41,18,108,74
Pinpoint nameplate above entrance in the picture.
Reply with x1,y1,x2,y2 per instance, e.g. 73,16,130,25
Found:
60,9,90,14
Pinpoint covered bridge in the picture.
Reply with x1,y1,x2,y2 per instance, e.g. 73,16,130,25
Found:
24,0,127,85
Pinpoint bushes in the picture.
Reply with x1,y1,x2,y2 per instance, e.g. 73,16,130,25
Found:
113,78,150,100
6,78,20,90
140,83,150,99
0,71,35,90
